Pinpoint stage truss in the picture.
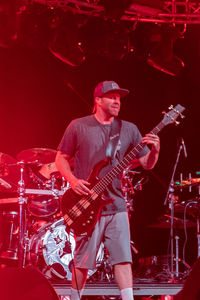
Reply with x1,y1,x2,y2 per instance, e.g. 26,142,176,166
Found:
32,0,200,24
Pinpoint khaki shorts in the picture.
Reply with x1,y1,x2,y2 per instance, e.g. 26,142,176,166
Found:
73,212,132,270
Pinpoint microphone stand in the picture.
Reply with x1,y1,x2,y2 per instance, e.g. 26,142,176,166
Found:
164,143,183,280
18,162,27,268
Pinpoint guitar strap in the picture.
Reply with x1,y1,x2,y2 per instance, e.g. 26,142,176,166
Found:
106,117,122,162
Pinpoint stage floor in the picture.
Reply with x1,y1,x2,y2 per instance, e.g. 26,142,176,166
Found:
51,280,184,297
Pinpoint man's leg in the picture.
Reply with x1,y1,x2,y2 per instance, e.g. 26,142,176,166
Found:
114,262,134,300
71,267,88,300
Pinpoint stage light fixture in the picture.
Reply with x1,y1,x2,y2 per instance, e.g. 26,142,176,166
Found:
0,1,18,48
48,15,86,67
49,27,86,67
79,17,131,61
146,25,185,76
133,23,185,76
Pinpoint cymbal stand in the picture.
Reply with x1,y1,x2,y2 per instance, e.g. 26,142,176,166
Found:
122,170,139,255
18,162,27,267
182,189,200,261
175,235,180,277
164,142,183,280
195,189,200,257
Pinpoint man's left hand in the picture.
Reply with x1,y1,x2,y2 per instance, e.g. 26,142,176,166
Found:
142,133,160,153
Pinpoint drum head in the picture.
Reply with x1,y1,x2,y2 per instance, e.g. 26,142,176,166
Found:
43,218,75,280
29,218,104,280
27,196,60,218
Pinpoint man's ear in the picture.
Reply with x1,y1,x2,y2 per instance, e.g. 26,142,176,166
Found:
95,96,102,105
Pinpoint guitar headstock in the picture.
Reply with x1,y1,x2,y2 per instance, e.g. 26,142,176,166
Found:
162,104,185,126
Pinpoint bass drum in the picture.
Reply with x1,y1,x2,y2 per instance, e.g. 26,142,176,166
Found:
28,218,104,280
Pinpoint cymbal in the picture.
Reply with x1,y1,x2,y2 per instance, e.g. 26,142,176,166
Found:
0,153,18,192
17,148,57,164
175,198,200,216
0,163,23,193
148,214,196,229
0,152,17,165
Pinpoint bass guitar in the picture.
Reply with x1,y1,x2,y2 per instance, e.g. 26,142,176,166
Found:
61,104,185,235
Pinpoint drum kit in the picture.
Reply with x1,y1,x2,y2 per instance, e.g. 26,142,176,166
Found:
0,149,68,273
1,146,200,283
148,174,200,281
0,149,143,282
0,148,108,281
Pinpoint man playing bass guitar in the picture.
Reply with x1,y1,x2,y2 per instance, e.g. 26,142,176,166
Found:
55,80,160,300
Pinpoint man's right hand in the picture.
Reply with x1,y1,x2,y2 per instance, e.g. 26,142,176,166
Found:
70,178,91,196
55,151,91,196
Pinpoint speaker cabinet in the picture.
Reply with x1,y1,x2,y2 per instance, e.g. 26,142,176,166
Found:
0,266,60,300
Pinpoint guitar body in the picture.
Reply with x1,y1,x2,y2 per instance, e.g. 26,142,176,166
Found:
61,159,114,235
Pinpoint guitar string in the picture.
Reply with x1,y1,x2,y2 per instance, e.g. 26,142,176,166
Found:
66,146,143,221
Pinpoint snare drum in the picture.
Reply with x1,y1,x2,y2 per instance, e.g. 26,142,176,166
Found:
27,195,60,218
28,218,104,280
26,164,68,218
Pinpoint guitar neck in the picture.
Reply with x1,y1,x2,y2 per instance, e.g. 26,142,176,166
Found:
93,121,165,195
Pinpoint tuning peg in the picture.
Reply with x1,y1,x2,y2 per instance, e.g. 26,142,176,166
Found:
168,105,185,120
175,120,180,126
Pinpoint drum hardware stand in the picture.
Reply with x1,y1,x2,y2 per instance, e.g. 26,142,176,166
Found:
130,240,139,255
95,248,114,283
175,235,180,278
181,184,200,261
122,169,142,213
196,217,200,258
18,162,28,267
122,170,134,213
194,191,200,258
121,170,140,257
164,140,184,281
192,206,200,258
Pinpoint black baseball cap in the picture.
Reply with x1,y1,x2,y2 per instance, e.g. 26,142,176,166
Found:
93,81,129,98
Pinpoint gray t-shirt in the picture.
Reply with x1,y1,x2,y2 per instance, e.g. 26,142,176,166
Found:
58,115,149,215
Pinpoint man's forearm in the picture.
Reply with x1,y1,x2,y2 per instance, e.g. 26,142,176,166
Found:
139,149,159,170
55,152,76,184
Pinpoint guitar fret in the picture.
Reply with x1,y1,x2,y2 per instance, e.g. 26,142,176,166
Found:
76,201,86,212
64,215,73,226
79,197,91,208
70,206,82,217
66,197,94,223
66,209,76,221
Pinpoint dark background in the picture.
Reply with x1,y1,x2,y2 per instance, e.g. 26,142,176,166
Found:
0,21,200,269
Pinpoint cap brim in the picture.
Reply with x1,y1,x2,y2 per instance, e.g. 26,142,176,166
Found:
102,88,129,98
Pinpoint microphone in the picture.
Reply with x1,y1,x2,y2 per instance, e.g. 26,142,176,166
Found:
179,137,187,158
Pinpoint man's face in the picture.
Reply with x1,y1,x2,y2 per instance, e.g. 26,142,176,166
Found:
98,92,121,117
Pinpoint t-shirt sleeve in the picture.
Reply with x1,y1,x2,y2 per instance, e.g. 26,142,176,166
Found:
57,120,78,157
